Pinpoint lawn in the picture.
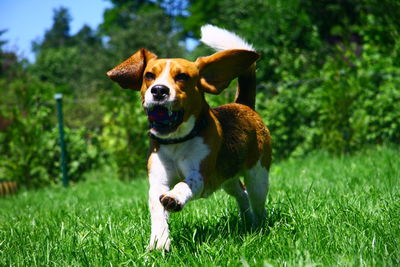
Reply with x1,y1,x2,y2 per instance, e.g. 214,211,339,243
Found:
0,146,399,266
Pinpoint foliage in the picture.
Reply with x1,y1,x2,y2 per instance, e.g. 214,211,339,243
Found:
184,0,323,83
183,0,400,84
258,42,400,158
0,146,399,265
104,8,185,61
0,78,59,188
32,7,107,97
181,0,400,159
0,68,102,188
32,47,81,92
100,0,161,34
100,89,149,180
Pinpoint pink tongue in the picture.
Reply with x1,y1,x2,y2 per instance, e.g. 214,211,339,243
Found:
147,107,171,124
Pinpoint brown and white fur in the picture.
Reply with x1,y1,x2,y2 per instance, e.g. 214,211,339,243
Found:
107,25,272,251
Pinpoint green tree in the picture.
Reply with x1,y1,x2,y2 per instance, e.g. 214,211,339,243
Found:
33,7,72,52
32,7,109,100
100,0,161,35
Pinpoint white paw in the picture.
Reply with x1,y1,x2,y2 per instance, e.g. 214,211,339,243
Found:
148,236,171,252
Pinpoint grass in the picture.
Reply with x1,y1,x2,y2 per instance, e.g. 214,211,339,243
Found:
0,146,399,266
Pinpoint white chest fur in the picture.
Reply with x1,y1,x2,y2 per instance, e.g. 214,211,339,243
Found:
157,136,210,185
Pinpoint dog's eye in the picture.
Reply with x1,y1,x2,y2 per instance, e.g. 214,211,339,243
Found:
145,72,156,81
175,73,190,82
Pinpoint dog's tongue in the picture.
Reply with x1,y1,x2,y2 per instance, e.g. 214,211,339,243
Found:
147,106,173,125
147,106,184,134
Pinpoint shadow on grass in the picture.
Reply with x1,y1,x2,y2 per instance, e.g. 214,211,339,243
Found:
171,206,293,252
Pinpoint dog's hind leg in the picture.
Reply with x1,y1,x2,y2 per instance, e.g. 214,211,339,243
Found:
244,161,269,228
222,177,253,227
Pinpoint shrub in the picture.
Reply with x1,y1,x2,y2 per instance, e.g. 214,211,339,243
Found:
100,89,149,180
258,43,400,159
0,76,103,188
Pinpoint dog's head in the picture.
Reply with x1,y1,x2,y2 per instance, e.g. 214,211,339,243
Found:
107,48,259,138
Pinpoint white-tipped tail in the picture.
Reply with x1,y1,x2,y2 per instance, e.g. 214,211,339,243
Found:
200,24,255,52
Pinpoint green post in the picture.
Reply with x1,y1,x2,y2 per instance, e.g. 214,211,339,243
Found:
54,93,68,187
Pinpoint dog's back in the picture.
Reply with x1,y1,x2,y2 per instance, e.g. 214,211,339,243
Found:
212,104,271,177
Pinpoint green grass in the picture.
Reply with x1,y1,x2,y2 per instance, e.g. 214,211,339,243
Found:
1,146,399,266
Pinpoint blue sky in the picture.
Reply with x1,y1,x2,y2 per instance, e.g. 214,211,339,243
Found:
0,0,112,61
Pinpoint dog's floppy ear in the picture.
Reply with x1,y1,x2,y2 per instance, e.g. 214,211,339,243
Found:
195,49,259,94
107,48,157,90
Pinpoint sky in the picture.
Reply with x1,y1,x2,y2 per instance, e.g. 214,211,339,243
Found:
0,0,112,62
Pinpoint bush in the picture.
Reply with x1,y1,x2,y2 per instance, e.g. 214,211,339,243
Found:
0,104,58,188
99,89,149,180
0,75,103,188
0,111,103,188
258,43,400,159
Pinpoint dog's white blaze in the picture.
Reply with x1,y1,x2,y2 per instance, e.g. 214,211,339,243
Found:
144,60,176,108
151,115,196,139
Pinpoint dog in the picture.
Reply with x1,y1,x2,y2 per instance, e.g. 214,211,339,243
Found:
107,25,272,251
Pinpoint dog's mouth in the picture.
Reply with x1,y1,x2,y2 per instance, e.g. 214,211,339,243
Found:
146,105,184,135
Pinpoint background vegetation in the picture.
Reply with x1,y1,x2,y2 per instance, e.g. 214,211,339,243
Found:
0,0,399,187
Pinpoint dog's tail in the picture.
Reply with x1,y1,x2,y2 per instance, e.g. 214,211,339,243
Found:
200,25,257,109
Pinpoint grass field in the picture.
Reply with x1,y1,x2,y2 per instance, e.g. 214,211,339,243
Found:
0,146,399,266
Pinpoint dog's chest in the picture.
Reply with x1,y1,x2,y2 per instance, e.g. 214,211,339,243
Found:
157,137,210,184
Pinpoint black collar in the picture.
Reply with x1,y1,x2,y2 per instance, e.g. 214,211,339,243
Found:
149,115,207,145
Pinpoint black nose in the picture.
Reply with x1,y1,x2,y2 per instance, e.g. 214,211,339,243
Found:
151,85,170,101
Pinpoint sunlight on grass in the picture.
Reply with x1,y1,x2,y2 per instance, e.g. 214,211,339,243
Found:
0,146,399,266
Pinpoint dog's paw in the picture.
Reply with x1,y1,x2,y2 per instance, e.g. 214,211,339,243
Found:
147,238,171,252
251,210,267,230
159,194,183,212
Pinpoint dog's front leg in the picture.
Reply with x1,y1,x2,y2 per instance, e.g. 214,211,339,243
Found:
160,170,204,212
147,154,172,251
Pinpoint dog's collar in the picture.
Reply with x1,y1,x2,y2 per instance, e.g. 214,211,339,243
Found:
149,115,207,145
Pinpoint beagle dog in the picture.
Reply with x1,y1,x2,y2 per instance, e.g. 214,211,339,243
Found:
107,25,272,251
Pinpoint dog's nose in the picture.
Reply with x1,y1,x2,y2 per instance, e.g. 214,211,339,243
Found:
151,85,170,101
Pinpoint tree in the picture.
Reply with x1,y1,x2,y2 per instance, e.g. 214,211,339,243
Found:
100,0,160,35
73,25,102,47
0,30,26,81
33,7,72,53
105,9,185,60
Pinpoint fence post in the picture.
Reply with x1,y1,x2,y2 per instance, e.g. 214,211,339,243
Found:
54,93,68,187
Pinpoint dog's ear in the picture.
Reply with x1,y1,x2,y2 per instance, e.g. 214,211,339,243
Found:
107,48,157,90
195,49,259,94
